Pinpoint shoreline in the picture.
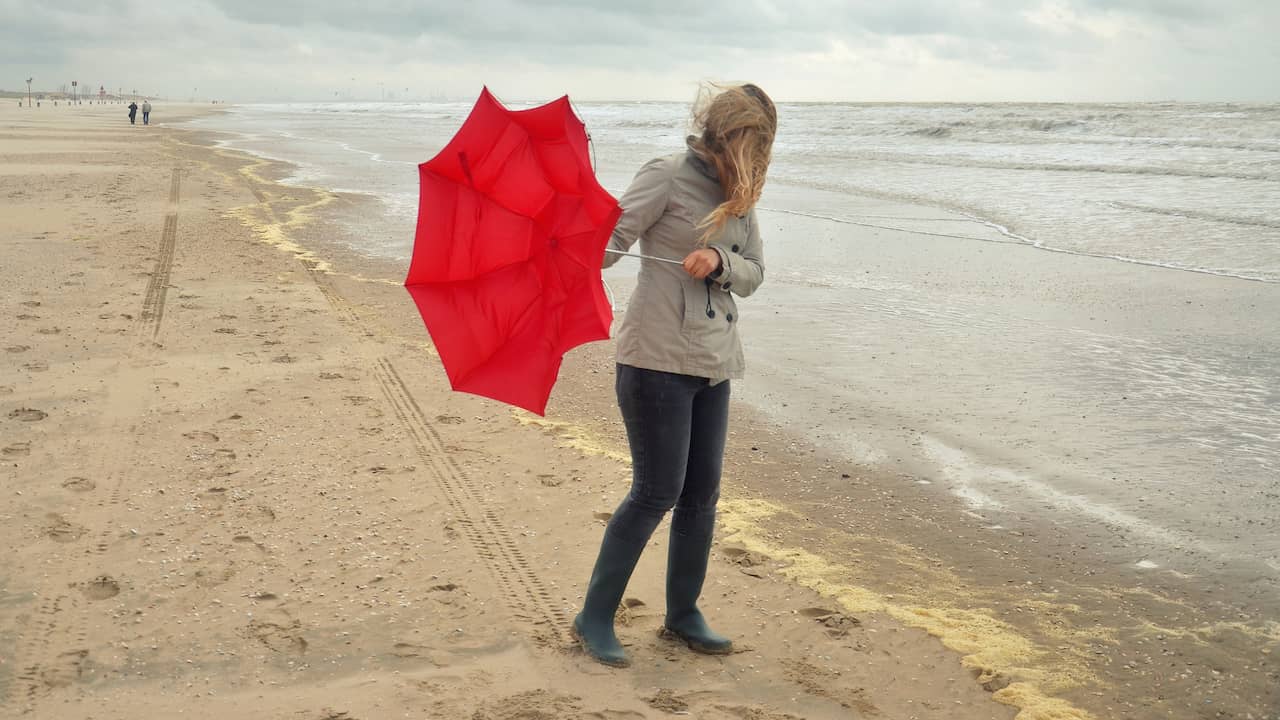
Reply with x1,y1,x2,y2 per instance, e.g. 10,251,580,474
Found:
1,103,1275,719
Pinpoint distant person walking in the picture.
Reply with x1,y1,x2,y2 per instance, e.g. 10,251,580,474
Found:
127,101,138,125
142,100,152,125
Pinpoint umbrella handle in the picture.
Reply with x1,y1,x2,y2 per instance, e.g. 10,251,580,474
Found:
605,249,683,266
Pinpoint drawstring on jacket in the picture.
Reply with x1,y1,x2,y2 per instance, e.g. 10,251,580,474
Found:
704,278,716,319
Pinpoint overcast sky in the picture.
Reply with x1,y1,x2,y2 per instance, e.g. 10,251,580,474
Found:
3,0,1278,103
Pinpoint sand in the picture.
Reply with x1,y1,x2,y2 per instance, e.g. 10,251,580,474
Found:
1,103,1273,720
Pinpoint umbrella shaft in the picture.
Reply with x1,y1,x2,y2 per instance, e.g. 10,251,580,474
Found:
605,249,683,266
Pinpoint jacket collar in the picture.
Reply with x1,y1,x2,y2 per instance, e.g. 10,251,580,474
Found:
685,136,719,182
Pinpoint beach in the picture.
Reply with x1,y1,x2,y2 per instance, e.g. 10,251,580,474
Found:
1,101,1277,720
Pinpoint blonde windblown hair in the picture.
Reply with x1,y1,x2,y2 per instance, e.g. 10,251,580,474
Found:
687,83,778,244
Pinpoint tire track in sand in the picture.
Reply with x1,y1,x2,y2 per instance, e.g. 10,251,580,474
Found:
373,358,570,646
304,264,570,647
9,595,90,714
138,167,181,338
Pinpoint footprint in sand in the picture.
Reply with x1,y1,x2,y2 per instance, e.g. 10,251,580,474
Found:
3,442,32,457
475,691,582,719
20,301,41,308
202,487,229,502
243,619,308,654
710,705,806,720
5,345,30,353
22,361,49,372
720,546,770,578
0,386,13,395
390,642,436,660
797,607,861,638
237,504,276,522
615,598,649,627
319,372,344,380
781,659,879,715
81,576,120,601
183,430,219,442
9,408,48,422
62,477,96,492
645,690,690,713
271,355,295,363
16,314,40,321
720,546,768,567
194,560,238,588
435,415,465,425
36,327,61,335
214,327,238,334
44,514,87,543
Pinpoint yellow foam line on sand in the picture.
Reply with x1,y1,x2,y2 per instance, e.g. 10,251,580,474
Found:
224,184,337,274
511,413,631,465
1130,618,1280,645
165,136,338,274
350,274,403,286
716,497,1100,720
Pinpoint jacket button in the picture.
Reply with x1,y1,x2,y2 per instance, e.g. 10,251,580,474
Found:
731,244,740,253
726,313,734,323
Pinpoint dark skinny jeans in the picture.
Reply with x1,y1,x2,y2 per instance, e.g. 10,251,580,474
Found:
605,364,730,546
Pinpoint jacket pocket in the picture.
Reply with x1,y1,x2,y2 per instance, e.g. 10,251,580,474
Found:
680,279,738,372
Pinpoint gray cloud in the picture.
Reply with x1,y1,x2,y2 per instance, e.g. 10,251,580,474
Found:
3,0,1277,102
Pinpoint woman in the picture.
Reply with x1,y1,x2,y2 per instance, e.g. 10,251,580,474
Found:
573,83,777,667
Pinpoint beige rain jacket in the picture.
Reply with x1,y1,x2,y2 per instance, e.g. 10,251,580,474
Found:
603,143,765,381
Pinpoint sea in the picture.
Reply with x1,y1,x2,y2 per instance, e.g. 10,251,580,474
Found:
187,100,1280,591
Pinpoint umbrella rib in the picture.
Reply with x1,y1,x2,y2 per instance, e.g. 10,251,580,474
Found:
448,287,546,388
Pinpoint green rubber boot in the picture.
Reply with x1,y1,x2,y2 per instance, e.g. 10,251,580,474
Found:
573,527,649,667
663,510,732,655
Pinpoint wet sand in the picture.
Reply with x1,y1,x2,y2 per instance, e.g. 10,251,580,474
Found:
0,103,1275,720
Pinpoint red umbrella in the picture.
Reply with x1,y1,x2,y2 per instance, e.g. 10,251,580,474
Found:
405,88,622,415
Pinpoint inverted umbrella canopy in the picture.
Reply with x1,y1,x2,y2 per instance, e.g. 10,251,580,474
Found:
406,88,622,415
